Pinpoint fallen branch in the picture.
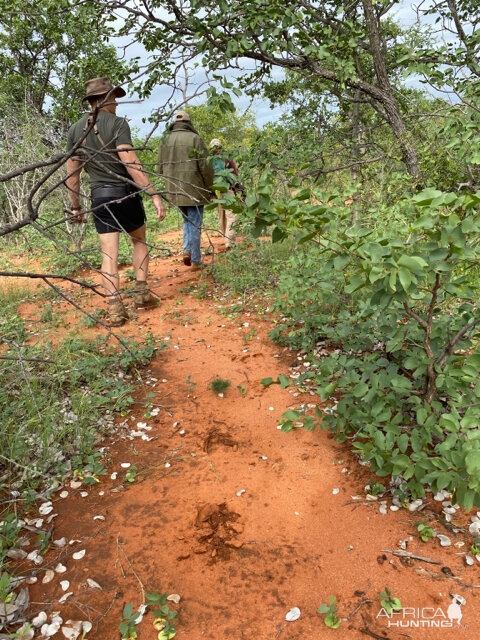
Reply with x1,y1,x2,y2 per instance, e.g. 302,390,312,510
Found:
346,598,372,621
359,626,392,640
415,566,480,588
382,549,441,564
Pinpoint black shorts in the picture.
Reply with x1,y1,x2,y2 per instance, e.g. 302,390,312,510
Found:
91,193,146,235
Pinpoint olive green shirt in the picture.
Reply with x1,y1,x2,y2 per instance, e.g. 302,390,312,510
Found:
66,110,132,189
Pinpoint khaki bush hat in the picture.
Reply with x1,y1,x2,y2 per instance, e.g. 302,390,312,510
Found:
209,138,222,148
83,77,126,102
174,110,191,121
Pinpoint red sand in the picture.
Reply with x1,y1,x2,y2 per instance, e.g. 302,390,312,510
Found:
10,231,480,639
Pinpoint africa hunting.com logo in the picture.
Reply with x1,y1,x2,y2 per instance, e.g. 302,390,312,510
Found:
377,595,468,629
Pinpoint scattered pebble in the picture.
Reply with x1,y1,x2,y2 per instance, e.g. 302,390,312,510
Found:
55,563,67,573
27,550,43,565
166,593,181,604
80,491,88,498
59,491,69,499
39,502,54,515
285,607,301,621
59,592,73,603
86,578,102,590
236,489,246,497
268,406,274,411
332,488,340,495
165,462,171,468
465,555,475,566
42,570,55,584
120,463,131,469
60,580,70,592
6,548,27,560
437,534,451,547
72,550,86,560
408,499,423,512
53,537,67,547
70,481,82,489
93,515,105,521
32,611,48,628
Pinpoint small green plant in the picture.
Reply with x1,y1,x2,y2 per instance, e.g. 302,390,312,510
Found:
237,383,247,395
470,538,480,555
125,466,138,483
0,514,21,562
378,587,402,614
147,592,177,638
80,309,104,327
123,267,137,281
36,529,51,555
40,302,54,323
318,595,341,629
243,327,256,343
0,572,13,604
369,482,386,496
417,523,434,542
209,377,231,393
83,454,107,484
119,603,141,639
185,375,196,392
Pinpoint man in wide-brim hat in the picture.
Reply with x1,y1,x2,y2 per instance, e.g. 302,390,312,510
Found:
66,77,166,326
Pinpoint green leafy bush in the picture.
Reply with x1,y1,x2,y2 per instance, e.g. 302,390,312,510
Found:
252,179,480,509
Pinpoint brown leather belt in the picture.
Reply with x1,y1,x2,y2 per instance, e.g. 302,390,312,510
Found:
91,184,131,199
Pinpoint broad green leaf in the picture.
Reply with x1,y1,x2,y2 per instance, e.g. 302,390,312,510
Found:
465,451,480,475
398,267,412,291
397,255,428,272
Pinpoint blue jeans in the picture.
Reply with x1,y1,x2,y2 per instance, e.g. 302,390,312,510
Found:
179,205,203,264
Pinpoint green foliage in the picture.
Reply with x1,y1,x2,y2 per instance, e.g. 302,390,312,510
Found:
188,104,256,153
317,596,341,629
209,377,231,393
470,539,480,556
119,602,140,640
0,0,128,124
417,523,434,542
378,587,402,614
35,528,52,555
0,515,21,567
0,332,159,493
260,184,480,508
147,591,177,635
0,572,13,604
125,465,138,484
119,593,177,640
211,238,292,296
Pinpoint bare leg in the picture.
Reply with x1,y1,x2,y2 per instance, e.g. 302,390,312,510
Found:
98,232,120,297
129,224,149,281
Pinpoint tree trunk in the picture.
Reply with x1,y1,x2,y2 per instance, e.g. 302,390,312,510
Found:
361,0,421,179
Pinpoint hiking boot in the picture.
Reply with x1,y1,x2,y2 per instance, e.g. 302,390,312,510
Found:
183,252,192,266
133,281,155,307
191,262,204,272
107,298,128,327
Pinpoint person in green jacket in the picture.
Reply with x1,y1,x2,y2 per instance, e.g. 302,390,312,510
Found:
157,111,214,270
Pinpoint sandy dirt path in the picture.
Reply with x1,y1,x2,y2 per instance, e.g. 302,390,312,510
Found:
14,231,480,639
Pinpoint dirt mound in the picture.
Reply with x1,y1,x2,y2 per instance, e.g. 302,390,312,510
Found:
194,502,243,561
